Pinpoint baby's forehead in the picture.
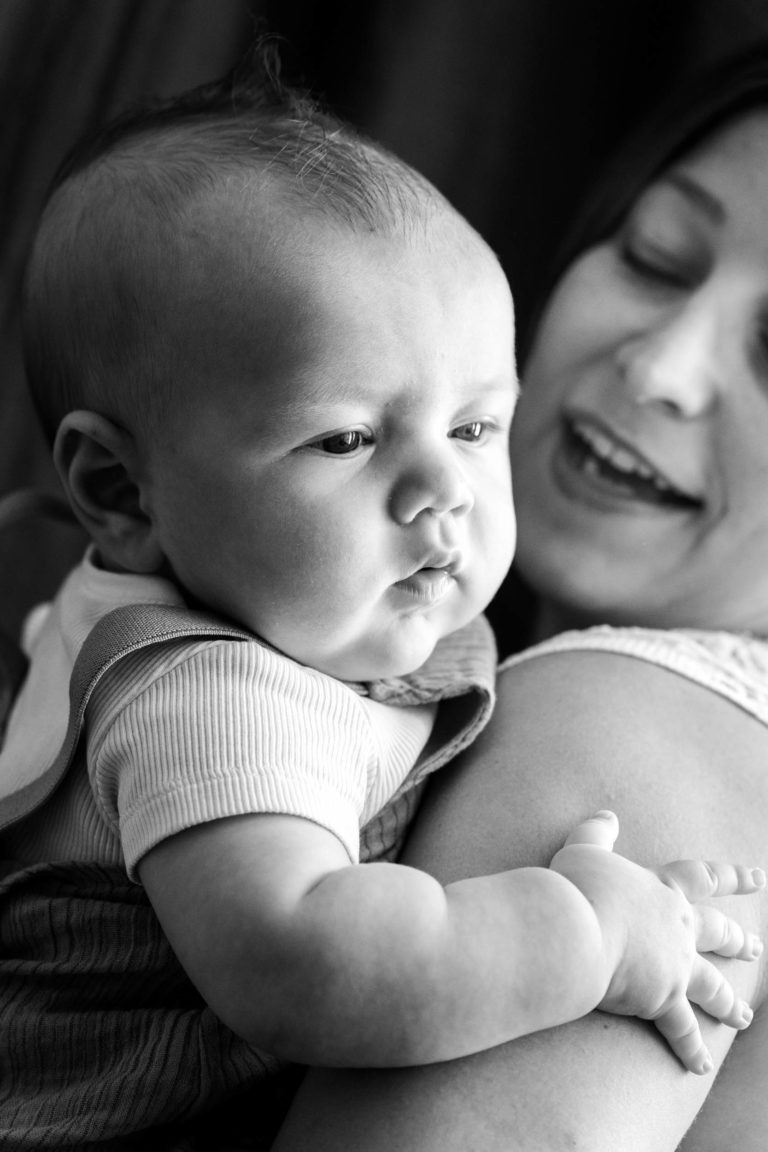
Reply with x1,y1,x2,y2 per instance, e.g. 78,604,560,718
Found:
65,139,479,310
89,168,497,404
182,178,483,284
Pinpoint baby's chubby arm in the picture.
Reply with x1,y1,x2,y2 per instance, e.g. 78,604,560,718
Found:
138,809,762,1070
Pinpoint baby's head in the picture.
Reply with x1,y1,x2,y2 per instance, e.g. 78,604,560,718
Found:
24,48,518,680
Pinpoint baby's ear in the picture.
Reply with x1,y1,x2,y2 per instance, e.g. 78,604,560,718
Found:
53,411,164,574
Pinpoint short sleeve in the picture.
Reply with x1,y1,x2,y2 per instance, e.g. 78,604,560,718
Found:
86,639,374,877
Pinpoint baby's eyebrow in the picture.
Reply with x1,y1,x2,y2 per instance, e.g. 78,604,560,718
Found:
281,371,372,411
260,368,520,428
467,376,520,404
247,385,365,439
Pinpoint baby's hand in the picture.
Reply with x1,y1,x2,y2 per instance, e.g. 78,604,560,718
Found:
550,811,765,1075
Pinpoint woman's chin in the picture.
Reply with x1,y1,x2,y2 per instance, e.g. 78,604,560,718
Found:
513,539,656,632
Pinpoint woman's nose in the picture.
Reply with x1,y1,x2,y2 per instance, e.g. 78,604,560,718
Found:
615,300,722,418
389,449,474,525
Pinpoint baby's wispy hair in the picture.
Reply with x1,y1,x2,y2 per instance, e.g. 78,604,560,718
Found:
23,38,441,444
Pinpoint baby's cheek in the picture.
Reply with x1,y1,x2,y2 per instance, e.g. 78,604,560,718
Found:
476,510,516,593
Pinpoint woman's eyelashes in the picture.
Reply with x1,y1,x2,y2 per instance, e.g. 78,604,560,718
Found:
618,232,701,289
749,314,768,377
616,194,710,290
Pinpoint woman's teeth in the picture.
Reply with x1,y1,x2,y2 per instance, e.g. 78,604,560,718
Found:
567,418,699,506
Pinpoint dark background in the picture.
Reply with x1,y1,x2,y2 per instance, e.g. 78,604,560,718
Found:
2,0,766,639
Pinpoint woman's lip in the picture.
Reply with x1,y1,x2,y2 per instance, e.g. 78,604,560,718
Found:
552,417,704,512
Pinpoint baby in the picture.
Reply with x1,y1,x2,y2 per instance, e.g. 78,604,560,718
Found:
2,47,762,1147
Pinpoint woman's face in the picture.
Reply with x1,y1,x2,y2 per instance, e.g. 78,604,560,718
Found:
512,109,768,633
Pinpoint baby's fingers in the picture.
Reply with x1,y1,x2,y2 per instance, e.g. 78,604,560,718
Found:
694,905,763,960
653,999,712,1075
654,957,755,1074
659,861,766,902
687,954,754,1031
562,810,619,850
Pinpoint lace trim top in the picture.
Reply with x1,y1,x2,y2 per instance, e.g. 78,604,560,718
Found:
501,625,768,726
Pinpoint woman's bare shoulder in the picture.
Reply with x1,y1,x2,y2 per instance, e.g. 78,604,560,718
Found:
412,641,768,939
500,626,768,744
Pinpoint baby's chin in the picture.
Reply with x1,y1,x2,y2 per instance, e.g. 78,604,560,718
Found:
305,630,446,685
317,649,438,685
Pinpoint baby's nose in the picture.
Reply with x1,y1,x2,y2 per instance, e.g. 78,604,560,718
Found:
389,451,474,524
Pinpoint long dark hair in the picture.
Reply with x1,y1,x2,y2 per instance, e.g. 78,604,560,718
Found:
518,43,768,363
490,44,768,656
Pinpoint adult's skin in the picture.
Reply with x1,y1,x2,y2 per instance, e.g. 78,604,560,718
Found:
273,49,768,1151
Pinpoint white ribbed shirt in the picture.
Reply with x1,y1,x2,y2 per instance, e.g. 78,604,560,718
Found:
2,553,497,877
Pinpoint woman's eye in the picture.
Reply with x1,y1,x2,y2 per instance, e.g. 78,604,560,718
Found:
315,430,370,455
615,181,711,292
452,421,486,443
751,316,768,372
620,241,692,288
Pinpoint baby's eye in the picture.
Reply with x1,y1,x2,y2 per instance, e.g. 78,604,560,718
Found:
313,430,372,455
451,421,487,443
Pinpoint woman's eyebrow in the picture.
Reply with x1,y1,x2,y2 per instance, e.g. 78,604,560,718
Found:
663,170,725,225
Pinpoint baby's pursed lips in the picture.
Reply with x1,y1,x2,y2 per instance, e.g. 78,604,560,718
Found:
392,556,459,605
410,549,463,578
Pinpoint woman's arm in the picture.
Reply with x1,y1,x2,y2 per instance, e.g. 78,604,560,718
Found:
680,998,768,1152
273,650,768,1151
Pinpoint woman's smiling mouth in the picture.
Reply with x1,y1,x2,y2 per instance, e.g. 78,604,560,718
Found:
561,416,704,509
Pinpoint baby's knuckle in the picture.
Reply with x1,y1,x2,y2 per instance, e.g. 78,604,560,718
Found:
679,906,694,933
698,861,719,894
711,973,729,1001
673,977,688,1003
655,991,684,1023
717,919,732,950
679,1017,700,1042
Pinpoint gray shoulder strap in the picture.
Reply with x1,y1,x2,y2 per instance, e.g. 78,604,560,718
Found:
0,602,252,833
